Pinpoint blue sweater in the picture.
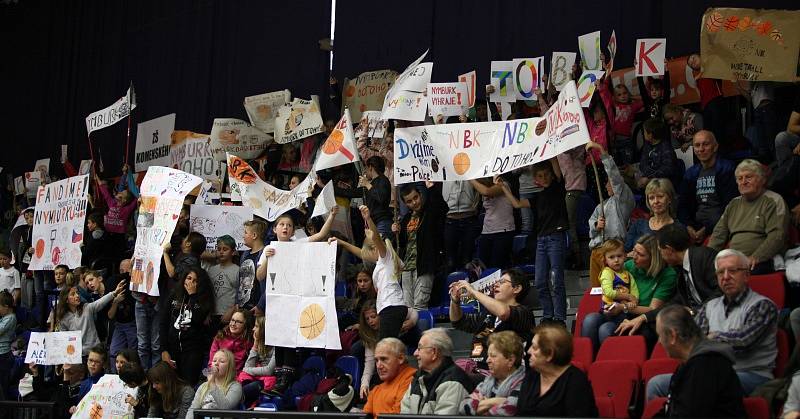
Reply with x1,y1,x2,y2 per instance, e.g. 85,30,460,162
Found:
678,158,738,230
0,313,16,354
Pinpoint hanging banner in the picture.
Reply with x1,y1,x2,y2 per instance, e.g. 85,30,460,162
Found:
71,375,137,419
512,57,545,100
578,31,602,70
343,69,398,121
134,113,176,172
85,86,137,135
577,70,605,108
274,98,325,144
489,61,516,103
24,331,82,365
244,89,291,134
315,109,358,171
381,50,432,121
131,167,202,296
700,8,800,81
29,175,89,270
265,242,340,349
427,82,468,117
210,118,273,161
635,38,667,76
170,131,218,182
458,70,477,109
393,81,590,184
190,204,253,251
227,154,315,221
354,111,387,139
551,52,578,92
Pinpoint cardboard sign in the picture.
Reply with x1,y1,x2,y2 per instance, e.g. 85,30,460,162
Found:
635,38,667,76
210,118,273,160
427,82,468,117
25,331,82,365
393,81,590,183
265,242,340,349
134,113,176,172
226,154,315,221
274,98,325,144
458,70,477,108
244,89,291,133
700,8,800,81
29,175,90,270
578,31,602,70
315,109,358,171
354,111,387,139
71,375,137,419
343,69,398,121
551,52,578,91
489,61,515,103
85,86,136,135
512,57,545,100
130,167,202,296
190,204,253,251
381,50,432,121
170,131,219,182
577,70,605,108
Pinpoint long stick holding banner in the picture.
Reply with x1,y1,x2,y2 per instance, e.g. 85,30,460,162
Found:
589,155,605,241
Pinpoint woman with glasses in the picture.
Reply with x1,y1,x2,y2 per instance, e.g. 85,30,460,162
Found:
209,308,254,374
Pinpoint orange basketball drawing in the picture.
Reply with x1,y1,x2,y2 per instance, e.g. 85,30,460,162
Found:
323,130,344,154
706,12,723,33
299,303,326,340
35,239,45,259
227,156,258,184
345,85,356,97
452,152,471,175
66,344,76,355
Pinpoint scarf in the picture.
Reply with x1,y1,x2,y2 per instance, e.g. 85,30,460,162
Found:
474,364,526,398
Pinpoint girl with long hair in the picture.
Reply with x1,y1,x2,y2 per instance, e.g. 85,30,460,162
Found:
55,281,126,356
187,349,243,417
209,308,254,373
146,361,194,419
241,316,276,406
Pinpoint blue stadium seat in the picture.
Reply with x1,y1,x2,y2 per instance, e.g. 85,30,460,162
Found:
335,355,361,394
417,310,434,331
302,355,326,377
335,280,348,298
512,234,528,255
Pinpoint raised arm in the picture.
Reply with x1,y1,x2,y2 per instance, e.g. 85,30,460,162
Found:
306,205,340,242
494,177,530,209
469,179,504,197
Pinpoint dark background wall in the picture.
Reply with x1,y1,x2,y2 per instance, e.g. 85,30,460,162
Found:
1,0,797,176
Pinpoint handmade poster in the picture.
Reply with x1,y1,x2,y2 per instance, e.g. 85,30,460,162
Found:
210,118,273,160
427,82,468,117
130,167,202,296
578,31,602,70
381,50,432,121
310,180,336,219
343,69,398,121
458,70,477,108
700,8,800,81
512,57,545,100
608,30,618,63
394,81,590,184
79,160,93,175
34,158,50,176
264,242,340,349
550,52,578,91
85,86,136,134
244,89,291,133
461,269,502,304
24,171,42,198
134,113,176,172
71,375,137,419
489,61,516,103
170,131,217,181
25,331,82,365
354,111,387,139
274,98,325,144
190,204,252,251
635,38,667,76
315,109,358,171
227,154,315,221
576,70,605,108
29,175,89,270
197,181,214,205
13,176,24,195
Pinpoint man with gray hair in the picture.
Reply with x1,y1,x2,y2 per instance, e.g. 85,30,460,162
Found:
647,248,778,400
708,158,789,274
363,338,417,416
401,328,474,415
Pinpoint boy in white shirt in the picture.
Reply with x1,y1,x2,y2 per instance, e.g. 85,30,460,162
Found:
0,249,21,305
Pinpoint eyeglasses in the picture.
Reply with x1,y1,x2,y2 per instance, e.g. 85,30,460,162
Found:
230,319,245,325
416,345,437,352
715,267,749,276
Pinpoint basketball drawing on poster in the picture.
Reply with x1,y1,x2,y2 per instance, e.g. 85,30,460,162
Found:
25,331,82,365
264,242,340,349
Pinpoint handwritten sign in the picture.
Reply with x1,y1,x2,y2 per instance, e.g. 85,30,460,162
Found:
274,98,325,144
71,375,137,419
512,57,545,100
381,50,432,121
134,114,176,172
190,204,253,251
354,111,387,139
489,61,515,103
427,82,468,117
551,52,577,92
85,86,136,135
244,89,291,133
635,38,667,76
25,331,82,365
210,118,273,161
29,175,89,270
170,131,219,182
343,70,398,121
458,70,477,108
578,31,602,71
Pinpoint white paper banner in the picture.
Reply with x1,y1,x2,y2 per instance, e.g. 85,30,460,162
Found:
490,61,516,103
512,57,545,100
458,70,477,108
578,31,602,70
273,98,325,144
131,167,202,296
190,204,253,251
210,118,273,161
79,160,93,175
394,81,590,184
635,38,667,76
134,113,176,172
25,331,82,365
315,109,359,171
381,50,432,121
29,175,90,270
24,171,42,198
551,52,577,92
427,82,468,117
171,134,218,181
244,89,291,133
343,69,398,121
577,70,605,108
71,375,137,419
226,154,315,221
34,158,50,175
311,181,336,219
85,86,137,134
265,242,340,349
354,111,388,139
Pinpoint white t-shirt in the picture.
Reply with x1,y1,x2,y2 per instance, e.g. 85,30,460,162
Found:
374,250,405,313
0,266,21,293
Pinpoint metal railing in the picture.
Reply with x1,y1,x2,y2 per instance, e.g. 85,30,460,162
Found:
192,411,369,419
0,401,58,419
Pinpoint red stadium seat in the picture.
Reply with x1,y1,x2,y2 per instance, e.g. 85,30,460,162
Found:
572,336,594,373
642,397,667,419
749,272,785,309
596,335,648,367
650,342,669,359
574,288,603,338
595,396,615,418
642,358,680,386
589,360,640,418
776,328,790,378
743,397,770,419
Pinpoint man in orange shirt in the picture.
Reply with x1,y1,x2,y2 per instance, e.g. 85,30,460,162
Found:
363,337,416,416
